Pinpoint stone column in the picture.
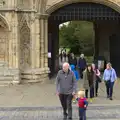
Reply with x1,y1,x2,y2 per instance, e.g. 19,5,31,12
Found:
44,19,48,68
9,12,20,84
40,18,45,68
35,18,40,68
39,14,49,70
31,16,40,68
31,17,36,69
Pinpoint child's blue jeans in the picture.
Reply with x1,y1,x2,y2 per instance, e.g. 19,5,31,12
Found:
79,108,86,120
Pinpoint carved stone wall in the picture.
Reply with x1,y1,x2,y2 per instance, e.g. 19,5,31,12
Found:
17,0,31,9
19,20,31,71
0,26,8,62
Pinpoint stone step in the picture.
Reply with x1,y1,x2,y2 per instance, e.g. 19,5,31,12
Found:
0,106,119,119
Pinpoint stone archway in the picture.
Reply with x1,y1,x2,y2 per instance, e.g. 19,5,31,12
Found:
46,0,120,14
46,1,120,76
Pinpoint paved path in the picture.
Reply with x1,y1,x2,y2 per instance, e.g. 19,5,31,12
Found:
0,79,119,106
0,106,119,120
0,79,119,119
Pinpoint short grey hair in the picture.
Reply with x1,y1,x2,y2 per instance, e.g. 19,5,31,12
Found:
62,62,70,68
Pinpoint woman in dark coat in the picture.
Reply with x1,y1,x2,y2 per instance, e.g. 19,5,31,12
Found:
83,64,96,103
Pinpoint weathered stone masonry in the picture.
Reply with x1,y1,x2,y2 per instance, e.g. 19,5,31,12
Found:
0,0,120,84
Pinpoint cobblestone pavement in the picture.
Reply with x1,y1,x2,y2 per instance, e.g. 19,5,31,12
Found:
0,106,120,120
0,78,119,119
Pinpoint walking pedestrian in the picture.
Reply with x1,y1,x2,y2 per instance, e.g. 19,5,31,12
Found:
75,90,88,120
103,62,117,100
69,53,77,68
67,51,71,64
83,64,96,103
78,54,87,79
56,62,77,120
92,63,101,97
70,64,80,103
60,52,63,62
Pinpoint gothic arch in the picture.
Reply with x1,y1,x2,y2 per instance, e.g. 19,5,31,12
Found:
0,14,10,63
46,0,120,14
0,14,10,31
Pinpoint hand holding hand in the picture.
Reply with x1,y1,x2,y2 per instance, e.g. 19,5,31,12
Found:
56,92,60,96
72,92,75,96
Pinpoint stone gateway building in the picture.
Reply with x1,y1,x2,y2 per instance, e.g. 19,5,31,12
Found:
0,0,120,84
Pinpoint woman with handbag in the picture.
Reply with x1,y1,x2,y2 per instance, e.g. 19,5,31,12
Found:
92,63,101,97
103,63,117,100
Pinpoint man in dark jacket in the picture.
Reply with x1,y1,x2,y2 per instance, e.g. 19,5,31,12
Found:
56,62,77,120
69,53,77,68
78,54,87,79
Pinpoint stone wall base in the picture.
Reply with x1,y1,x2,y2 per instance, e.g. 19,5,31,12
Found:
0,62,50,85
0,63,20,86
20,68,50,84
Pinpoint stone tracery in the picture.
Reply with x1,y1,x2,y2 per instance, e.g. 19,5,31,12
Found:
19,20,31,71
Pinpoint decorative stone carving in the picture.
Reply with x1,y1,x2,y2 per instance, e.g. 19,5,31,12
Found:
0,0,5,7
20,20,31,71
18,13,36,29
0,26,8,62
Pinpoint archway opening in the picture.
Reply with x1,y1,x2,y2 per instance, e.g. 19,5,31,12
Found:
48,2,120,77
59,21,95,67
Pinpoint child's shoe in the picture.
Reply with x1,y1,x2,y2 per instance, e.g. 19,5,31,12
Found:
72,100,76,104
89,98,93,103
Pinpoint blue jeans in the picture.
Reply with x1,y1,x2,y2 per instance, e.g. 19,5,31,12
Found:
105,80,114,98
90,85,94,98
79,108,86,120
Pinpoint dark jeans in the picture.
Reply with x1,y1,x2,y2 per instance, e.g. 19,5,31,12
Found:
59,94,73,119
85,89,88,98
79,68,85,79
95,80,99,95
105,81,114,98
90,85,94,98
85,85,94,98
79,108,86,120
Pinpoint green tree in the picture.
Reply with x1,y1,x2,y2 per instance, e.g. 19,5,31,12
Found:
59,21,95,55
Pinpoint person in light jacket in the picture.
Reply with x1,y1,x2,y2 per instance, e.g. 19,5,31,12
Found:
103,62,117,100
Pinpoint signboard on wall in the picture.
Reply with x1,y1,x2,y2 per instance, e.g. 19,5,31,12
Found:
48,52,51,58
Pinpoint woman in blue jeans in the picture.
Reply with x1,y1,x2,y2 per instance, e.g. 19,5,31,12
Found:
103,63,117,100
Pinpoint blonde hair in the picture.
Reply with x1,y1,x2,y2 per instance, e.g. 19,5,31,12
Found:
77,90,85,98
107,62,112,67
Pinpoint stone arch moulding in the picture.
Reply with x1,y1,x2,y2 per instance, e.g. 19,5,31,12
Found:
46,0,120,14
0,14,10,31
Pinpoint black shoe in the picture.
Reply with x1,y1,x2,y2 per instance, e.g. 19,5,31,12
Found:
107,95,109,98
63,113,67,120
68,118,72,120
109,97,113,100
96,94,98,97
